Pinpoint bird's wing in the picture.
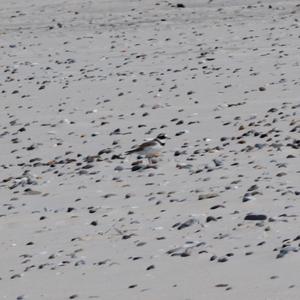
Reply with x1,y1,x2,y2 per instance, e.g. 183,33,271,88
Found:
126,140,156,154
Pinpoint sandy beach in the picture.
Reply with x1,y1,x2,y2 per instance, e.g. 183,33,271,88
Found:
0,0,299,299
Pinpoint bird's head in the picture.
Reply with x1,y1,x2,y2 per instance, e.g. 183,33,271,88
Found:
155,133,170,142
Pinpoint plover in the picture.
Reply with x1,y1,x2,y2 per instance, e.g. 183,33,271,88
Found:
126,133,169,163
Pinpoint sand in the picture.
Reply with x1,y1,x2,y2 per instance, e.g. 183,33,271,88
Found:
0,0,299,299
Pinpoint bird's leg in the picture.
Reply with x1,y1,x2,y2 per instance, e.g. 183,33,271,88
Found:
147,157,152,165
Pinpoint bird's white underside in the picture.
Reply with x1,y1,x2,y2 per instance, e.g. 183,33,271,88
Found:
138,144,162,156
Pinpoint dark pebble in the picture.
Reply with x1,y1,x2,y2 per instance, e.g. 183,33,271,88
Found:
244,213,267,221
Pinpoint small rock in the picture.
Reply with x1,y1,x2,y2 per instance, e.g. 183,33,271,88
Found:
276,246,298,259
176,218,198,230
242,193,256,202
244,213,267,221
217,256,228,263
198,193,219,200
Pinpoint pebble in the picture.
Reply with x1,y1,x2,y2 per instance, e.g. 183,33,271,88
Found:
175,218,199,230
198,193,219,200
276,246,298,259
244,214,267,221
242,193,256,202
217,256,228,263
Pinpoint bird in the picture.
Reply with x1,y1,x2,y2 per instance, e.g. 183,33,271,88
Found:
126,133,170,164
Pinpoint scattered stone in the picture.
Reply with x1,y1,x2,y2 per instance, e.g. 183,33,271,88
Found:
198,193,219,200
244,214,267,221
